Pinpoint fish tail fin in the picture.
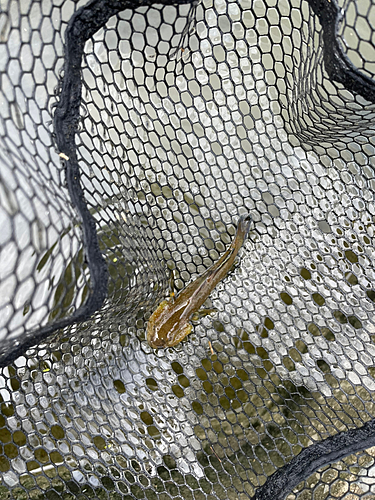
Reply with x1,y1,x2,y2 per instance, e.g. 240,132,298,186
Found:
235,214,252,247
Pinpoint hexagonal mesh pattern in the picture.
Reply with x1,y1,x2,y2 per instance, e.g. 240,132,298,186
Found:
1,0,375,499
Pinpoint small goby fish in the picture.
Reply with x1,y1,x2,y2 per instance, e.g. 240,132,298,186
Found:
147,215,252,348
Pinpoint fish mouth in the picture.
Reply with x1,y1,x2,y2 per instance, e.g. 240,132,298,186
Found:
147,333,168,349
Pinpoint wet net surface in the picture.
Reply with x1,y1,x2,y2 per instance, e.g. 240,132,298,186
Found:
1,0,375,498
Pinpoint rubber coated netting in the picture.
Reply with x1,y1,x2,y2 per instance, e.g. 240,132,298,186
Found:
1,0,375,498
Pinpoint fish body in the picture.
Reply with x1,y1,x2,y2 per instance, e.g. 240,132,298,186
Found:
147,215,252,348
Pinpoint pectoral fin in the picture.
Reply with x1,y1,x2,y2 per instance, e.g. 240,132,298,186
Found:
191,308,217,322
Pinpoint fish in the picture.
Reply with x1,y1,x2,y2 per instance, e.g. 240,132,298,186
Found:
147,215,252,348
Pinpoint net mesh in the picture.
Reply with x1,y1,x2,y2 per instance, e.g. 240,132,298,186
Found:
1,0,375,498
